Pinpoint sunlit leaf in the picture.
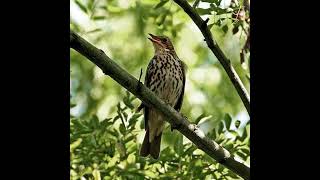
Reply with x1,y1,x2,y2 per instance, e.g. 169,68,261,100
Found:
154,0,169,9
93,16,105,20
235,120,241,128
195,113,206,124
75,0,87,13
236,151,247,160
92,169,101,180
196,8,212,15
224,113,232,130
70,138,82,151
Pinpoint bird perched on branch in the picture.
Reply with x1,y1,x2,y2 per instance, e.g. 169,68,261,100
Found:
139,34,186,159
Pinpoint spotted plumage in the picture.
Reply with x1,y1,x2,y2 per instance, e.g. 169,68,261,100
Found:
140,34,186,159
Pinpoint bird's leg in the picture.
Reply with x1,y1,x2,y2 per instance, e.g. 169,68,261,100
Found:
137,68,143,92
135,68,145,112
171,122,182,131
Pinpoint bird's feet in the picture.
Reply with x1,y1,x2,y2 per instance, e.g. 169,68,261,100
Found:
171,124,181,131
171,114,188,131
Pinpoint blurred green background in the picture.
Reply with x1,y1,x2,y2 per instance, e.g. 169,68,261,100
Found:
70,0,250,179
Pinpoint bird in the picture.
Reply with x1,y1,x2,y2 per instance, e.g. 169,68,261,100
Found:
139,33,186,159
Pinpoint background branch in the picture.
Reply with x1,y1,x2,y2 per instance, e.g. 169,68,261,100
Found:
70,30,250,180
172,0,250,115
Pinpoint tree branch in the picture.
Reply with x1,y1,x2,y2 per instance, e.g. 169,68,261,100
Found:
70,30,250,180
172,0,250,115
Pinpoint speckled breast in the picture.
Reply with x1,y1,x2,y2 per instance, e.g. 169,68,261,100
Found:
147,53,184,107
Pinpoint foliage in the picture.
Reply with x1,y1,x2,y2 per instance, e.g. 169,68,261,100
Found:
70,0,250,179
70,92,250,179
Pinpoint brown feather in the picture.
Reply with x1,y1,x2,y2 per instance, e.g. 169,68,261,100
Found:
140,130,150,157
150,132,162,159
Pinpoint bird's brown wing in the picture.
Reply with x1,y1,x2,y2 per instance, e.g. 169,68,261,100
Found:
174,60,187,111
142,57,157,130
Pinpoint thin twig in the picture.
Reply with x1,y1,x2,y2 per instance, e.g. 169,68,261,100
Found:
172,0,250,115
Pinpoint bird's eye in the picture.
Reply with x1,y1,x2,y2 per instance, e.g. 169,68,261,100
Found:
162,38,167,43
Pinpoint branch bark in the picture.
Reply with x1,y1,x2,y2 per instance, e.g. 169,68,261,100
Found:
70,30,250,180
172,0,250,115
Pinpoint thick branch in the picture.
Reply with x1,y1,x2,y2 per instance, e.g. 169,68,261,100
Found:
70,30,250,180
172,0,250,115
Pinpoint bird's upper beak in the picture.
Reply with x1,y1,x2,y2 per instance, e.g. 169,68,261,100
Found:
148,33,161,45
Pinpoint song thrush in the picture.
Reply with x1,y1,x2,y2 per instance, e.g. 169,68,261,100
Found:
139,34,186,159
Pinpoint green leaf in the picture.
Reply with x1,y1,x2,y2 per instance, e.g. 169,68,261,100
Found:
201,0,215,2
195,113,206,124
217,121,224,134
72,119,87,129
92,169,101,180
156,13,167,26
226,171,239,178
232,25,239,34
224,113,232,130
214,19,222,26
87,28,102,34
210,130,216,140
129,113,142,127
241,148,250,155
246,74,250,81
75,0,87,13
228,130,239,137
90,135,97,147
124,135,135,143
115,141,126,158
93,16,105,20
119,124,126,135
100,119,113,128
122,112,128,121
113,115,120,123
222,25,228,33
224,142,233,151
239,127,248,141
70,138,82,151
106,129,119,137
91,115,99,129
87,0,95,10
140,118,145,129
182,145,196,156
236,151,247,160
154,0,169,9
211,5,227,15
208,23,214,29
174,134,184,155
235,120,241,129
196,8,212,15
123,98,134,109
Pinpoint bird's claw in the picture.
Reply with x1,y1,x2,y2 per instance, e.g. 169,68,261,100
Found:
171,124,181,131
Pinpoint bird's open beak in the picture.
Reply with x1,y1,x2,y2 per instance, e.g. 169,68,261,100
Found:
148,33,161,45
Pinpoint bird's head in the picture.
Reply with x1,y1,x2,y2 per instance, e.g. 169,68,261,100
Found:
148,33,175,53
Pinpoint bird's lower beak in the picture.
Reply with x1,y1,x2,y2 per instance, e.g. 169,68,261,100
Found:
148,33,161,44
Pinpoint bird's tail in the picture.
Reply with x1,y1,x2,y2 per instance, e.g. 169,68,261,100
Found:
140,130,162,159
